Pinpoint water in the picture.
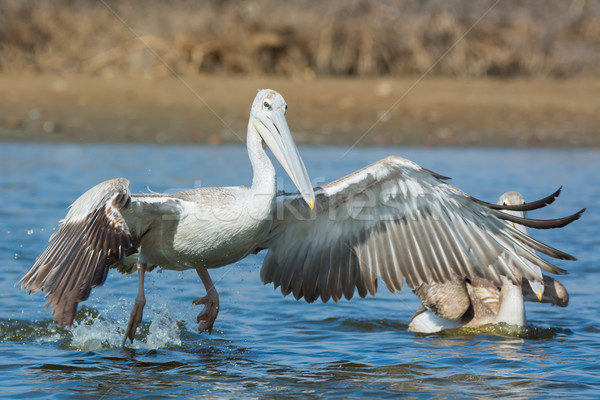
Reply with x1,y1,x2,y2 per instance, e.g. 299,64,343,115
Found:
1,143,599,399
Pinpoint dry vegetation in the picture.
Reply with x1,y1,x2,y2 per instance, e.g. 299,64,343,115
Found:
1,0,599,79
1,1,598,146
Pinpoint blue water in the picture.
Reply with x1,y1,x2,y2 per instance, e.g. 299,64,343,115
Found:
1,143,599,399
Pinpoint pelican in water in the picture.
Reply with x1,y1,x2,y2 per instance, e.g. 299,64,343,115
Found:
19,89,315,344
408,192,570,333
19,89,584,344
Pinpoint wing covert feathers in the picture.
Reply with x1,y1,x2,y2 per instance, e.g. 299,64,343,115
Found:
260,157,581,303
18,178,137,327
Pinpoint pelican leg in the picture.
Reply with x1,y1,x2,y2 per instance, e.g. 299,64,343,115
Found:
122,262,147,346
193,268,220,334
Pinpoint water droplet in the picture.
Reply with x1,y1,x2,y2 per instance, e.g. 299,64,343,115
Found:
27,229,34,235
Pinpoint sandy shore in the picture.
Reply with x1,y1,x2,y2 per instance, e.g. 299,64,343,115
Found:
1,75,598,147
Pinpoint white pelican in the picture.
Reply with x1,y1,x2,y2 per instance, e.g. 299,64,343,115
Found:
19,89,584,345
19,89,315,344
408,192,570,333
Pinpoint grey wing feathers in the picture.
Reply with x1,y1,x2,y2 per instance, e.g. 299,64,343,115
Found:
17,178,137,327
260,156,580,304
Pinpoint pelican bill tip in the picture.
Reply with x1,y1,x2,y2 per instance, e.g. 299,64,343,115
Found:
537,290,543,302
308,199,315,210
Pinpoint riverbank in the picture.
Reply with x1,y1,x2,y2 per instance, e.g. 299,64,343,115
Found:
1,75,598,147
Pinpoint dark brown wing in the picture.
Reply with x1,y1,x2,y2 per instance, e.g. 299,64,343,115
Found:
17,178,137,327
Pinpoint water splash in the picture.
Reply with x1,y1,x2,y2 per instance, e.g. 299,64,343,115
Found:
0,304,183,350
141,303,183,349
68,303,183,350
68,311,127,350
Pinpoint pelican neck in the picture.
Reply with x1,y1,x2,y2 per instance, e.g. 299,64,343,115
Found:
247,126,276,197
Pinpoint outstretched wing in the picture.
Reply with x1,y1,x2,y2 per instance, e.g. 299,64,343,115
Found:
18,178,137,327
259,156,583,303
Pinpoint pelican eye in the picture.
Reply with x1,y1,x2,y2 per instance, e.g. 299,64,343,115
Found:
285,104,288,111
263,101,270,109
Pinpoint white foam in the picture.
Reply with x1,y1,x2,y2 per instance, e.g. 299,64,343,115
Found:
69,303,181,350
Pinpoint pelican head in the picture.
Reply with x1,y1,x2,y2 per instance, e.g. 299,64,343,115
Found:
249,89,315,209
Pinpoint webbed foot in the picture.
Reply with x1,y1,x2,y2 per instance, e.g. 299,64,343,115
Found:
193,293,219,334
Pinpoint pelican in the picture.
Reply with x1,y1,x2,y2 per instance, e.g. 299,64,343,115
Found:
408,192,570,333
19,89,584,345
19,89,315,344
